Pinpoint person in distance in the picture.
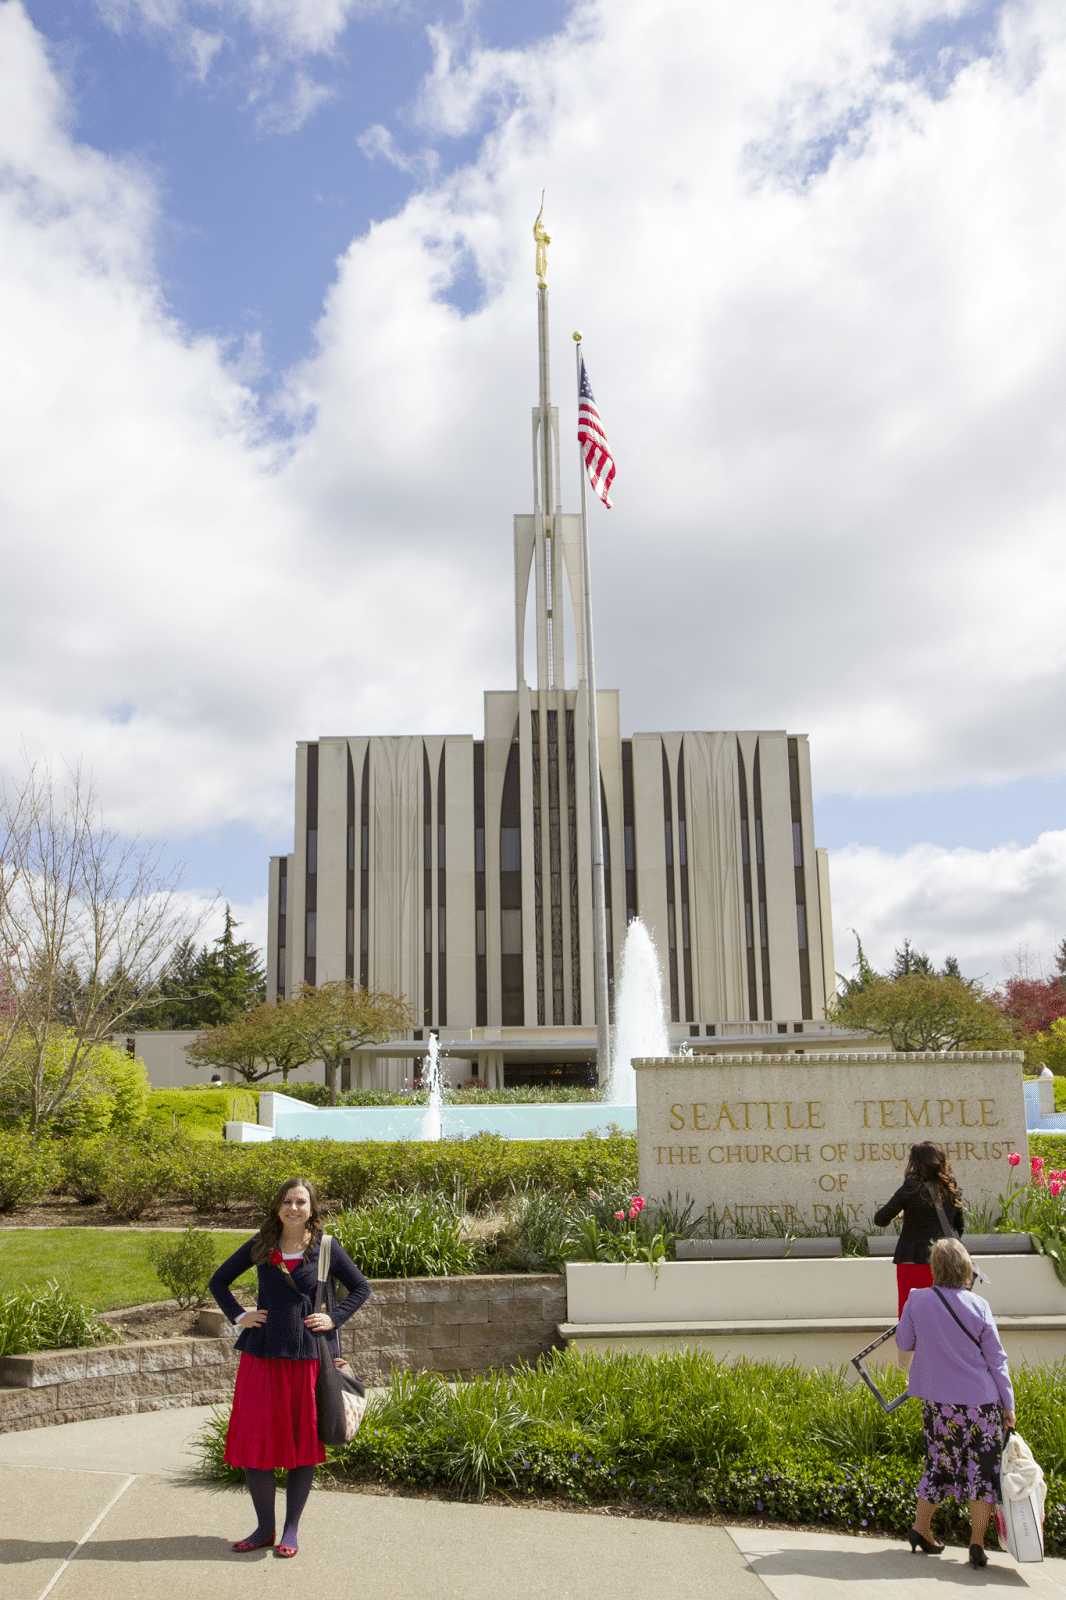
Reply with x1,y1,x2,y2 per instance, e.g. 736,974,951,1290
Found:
874,1141,965,1318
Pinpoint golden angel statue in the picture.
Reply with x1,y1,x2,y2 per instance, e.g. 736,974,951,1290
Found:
533,192,550,288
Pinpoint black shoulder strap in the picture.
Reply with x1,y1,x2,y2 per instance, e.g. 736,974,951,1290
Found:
932,1287,983,1348
922,1182,958,1239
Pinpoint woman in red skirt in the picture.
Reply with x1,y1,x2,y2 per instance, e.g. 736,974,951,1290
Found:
874,1142,965,1319
209,1176,370,1558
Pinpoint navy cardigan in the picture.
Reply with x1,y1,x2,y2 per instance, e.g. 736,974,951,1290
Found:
873,1182,965,1266
209,1236,371,1362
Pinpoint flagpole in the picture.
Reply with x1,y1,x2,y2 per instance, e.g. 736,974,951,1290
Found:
573,332,611,1086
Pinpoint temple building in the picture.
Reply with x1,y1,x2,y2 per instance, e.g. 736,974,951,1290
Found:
265,273,836,1088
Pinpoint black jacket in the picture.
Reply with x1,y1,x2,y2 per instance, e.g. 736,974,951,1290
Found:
209,1236,371,1362
873,1181,965,1265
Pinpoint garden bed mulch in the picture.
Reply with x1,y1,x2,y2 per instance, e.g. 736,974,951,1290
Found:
100,1299,215,1341
0,1194,262,1230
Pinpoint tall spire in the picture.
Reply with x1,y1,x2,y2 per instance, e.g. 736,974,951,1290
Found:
514,193,565,694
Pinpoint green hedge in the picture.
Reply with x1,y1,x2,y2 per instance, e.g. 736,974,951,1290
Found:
36,1127,636,1217
194,1349,1066,1553
1031,1133,1066,1168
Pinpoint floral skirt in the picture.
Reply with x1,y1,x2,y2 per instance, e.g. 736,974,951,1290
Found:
918,1401,1003,1505
224,1353,326,1470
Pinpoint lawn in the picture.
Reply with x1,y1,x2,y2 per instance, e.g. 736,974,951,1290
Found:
0,1229,256,1311
145,1088,259,1142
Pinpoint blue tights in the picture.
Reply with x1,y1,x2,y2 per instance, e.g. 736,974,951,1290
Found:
243,1465,316,1550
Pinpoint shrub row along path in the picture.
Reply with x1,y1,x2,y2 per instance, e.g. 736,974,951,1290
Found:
0,1407,1061,1600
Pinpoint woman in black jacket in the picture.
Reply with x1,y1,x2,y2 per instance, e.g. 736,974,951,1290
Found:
209,1176,370,1558
874,1142,965,1318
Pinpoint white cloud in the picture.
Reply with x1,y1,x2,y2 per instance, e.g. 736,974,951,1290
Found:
5,0,1066,976
94,0,375,58
357,123,440,181
829,832,1066,986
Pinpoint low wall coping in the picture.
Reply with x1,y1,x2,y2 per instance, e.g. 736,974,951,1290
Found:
558,1313,1066,1340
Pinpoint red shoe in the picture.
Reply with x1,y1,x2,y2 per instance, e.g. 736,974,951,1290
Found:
275,1543,299,1558
233,1533,276,1552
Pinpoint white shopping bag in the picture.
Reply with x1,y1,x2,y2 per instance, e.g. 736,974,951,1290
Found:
995,1432,1046,1564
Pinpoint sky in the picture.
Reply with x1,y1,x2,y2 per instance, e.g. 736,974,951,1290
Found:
2,0,1065,992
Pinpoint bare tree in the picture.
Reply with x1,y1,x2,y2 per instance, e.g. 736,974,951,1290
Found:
0,763,210,1129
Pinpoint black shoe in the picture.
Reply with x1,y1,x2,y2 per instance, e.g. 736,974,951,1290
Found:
907,1529,944,1555
969,1545,988,1568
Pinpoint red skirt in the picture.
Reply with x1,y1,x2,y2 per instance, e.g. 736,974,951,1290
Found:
896,1262,933,1319
224,1354,326,1470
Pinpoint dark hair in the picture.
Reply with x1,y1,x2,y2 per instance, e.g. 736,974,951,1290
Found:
250,1177,324,1266
904,1142,961,1209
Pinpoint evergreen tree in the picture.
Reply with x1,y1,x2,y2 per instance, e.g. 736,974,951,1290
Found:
889,938,935,979
133,908,266,1029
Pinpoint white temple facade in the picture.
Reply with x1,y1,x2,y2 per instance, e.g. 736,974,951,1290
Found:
266,280,835,1088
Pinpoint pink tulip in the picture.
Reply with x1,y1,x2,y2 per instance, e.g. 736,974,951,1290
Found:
1050,1181,1063,1196
1032,1156,1044,1173
632,1196,645,1212
628,1207,638,1219
615,1210,625,1220
1008,1151,1022,1166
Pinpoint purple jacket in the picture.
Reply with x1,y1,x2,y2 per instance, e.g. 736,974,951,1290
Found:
896,1286,1014,1411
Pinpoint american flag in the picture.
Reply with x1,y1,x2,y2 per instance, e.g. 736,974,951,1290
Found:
578,357,615,509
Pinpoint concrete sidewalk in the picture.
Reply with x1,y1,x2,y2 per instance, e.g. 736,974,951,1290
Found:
0,1407,1061,1600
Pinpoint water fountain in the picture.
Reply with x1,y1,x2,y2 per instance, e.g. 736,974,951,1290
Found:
606,918,669,1105
245,920,674,1142
420,1033,445,1141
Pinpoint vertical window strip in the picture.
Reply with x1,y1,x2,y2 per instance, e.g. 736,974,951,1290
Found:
531,711,545,1025
737,741,758,1020
473,742,486,1025
661,741,679,1022
304,744,318,987
565,710,581,1023
676,745,693,1022
277,857,287,999
359,750,370,990
423,743,432,1028
548,710,564,1024
345,750,355,983
622,740,637,925
752,742,772,1018
437,746,447,1026
600,776,615,1018
500,734,524,1025
788,736,813,1020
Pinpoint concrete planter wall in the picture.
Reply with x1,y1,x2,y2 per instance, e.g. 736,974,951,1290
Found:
560,1255,1066,1370
0,1274,566,1434
866,1233,1033,1257
676,1239,842,1260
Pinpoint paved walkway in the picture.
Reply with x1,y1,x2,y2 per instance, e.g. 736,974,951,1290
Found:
0,1408,1061,1600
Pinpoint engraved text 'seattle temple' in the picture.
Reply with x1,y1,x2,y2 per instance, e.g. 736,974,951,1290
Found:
266,285,835,1088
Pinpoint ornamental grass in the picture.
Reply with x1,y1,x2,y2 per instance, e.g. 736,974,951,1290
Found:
193,1348,1066,1554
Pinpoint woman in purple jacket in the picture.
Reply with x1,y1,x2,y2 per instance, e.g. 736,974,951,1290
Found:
896,1237,1015,1569
209,1177,370,1559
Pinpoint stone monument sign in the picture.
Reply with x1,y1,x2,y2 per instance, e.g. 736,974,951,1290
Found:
633,1051,1028,1228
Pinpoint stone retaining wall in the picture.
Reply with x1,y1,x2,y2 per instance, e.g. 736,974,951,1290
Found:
0,1336,238,1433
339,1274,567,1382
0,1274,566,1433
